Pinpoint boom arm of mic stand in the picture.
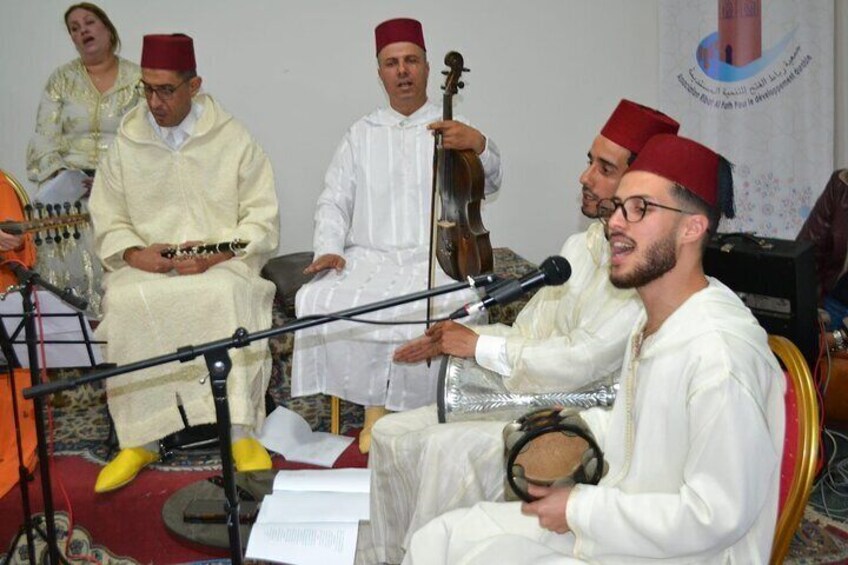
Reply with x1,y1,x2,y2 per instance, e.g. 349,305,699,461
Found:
8,263,89,311
22,272,499,399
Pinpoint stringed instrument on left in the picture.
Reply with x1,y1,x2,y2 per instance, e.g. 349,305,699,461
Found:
2,201,89,244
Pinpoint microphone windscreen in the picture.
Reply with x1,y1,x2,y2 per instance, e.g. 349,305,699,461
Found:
540,256,571,285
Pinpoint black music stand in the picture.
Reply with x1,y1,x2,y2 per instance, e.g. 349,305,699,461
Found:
0,266,94,565
23,272,500,564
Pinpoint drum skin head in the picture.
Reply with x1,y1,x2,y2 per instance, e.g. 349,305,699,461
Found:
514,431,589,483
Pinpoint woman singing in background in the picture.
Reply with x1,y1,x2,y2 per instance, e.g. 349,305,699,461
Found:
26,2,140,318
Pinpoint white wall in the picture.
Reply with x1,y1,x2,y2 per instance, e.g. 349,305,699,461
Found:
2,1,843,263
0,0,663,265
837,0,848,169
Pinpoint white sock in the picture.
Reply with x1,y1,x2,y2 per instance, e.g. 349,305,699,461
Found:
230,424,251,442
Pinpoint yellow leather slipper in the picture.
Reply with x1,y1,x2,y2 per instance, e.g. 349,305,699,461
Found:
232,437,272,472
94,447,159,493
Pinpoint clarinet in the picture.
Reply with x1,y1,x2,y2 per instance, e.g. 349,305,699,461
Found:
160,239,249,259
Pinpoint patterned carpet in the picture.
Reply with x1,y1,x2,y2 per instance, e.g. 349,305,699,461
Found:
2,390,848,563
2,512,139,565
0,383,365,564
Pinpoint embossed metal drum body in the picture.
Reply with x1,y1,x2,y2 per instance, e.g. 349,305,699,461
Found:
436,355,618,423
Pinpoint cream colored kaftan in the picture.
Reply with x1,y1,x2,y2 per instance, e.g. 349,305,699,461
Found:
89,94,279,448
27,57,140,182
404,279,785,565
292,102,502,411
26,57,141,318
369,221,641,563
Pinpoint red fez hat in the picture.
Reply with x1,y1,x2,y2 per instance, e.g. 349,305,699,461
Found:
627,134,735,218
375,18,425,56
600,99,680,155
141,34,196,72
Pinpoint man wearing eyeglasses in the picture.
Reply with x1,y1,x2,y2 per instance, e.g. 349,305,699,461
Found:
404,134,785,564
88,34,279,493
368,100,679,564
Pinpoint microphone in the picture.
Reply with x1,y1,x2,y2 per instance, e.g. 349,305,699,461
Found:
449,256,571,320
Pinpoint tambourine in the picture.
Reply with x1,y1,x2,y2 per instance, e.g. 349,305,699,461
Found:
503,407,605,502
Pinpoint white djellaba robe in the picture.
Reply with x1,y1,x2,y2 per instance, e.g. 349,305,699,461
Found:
404,279,785,565
292,101,502,411
368,221,641,563
89,94,280,448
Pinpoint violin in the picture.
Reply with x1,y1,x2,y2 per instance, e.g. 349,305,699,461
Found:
430,51,493,282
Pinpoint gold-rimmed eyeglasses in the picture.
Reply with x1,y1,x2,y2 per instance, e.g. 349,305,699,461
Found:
136,79,189,101
596,196,695,225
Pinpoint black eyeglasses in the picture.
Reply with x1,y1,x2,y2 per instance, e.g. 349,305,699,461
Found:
596,196,694,224
136,79,189,101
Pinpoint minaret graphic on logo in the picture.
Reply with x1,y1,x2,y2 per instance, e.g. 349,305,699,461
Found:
718,0,762,67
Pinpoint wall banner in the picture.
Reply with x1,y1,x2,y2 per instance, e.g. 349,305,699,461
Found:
660,0,833,237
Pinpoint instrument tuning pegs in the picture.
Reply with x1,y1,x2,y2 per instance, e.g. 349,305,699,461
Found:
463,67,470,73
73,201,83,239
442,70,449,76
44,204,55,244
61,204,71,239
457,81,465,89
24,204,33,220
33,203,44,246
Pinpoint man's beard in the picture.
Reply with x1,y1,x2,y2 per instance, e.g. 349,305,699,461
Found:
581,186,600,219
610,232,677,289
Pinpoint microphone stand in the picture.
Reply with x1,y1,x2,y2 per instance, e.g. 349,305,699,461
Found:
3,264,86,565
0,354,37,563
23,272,499,564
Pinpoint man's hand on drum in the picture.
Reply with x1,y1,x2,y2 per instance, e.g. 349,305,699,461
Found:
304,253,346,274
0,229,24,252
521,484,572,534
393,321,479,363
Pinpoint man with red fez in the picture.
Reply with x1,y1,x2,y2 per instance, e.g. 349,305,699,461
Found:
404,134,785,564
89,34,279,493
291,17,502,453
368,99,679,563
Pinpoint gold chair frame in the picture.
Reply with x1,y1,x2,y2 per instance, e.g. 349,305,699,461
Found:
768,334,820,564
0,169,32,207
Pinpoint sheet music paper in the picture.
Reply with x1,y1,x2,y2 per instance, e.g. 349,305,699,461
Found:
258,491,369,523
34,170,89,204
0,290,101,368
273,468,370,494
246,469,371,564
246,522,359,565
257,406,354,467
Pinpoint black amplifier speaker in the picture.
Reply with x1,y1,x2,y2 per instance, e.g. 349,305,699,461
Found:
703,234,818,368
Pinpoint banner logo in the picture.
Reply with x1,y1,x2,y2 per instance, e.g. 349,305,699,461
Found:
678,0,812,109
